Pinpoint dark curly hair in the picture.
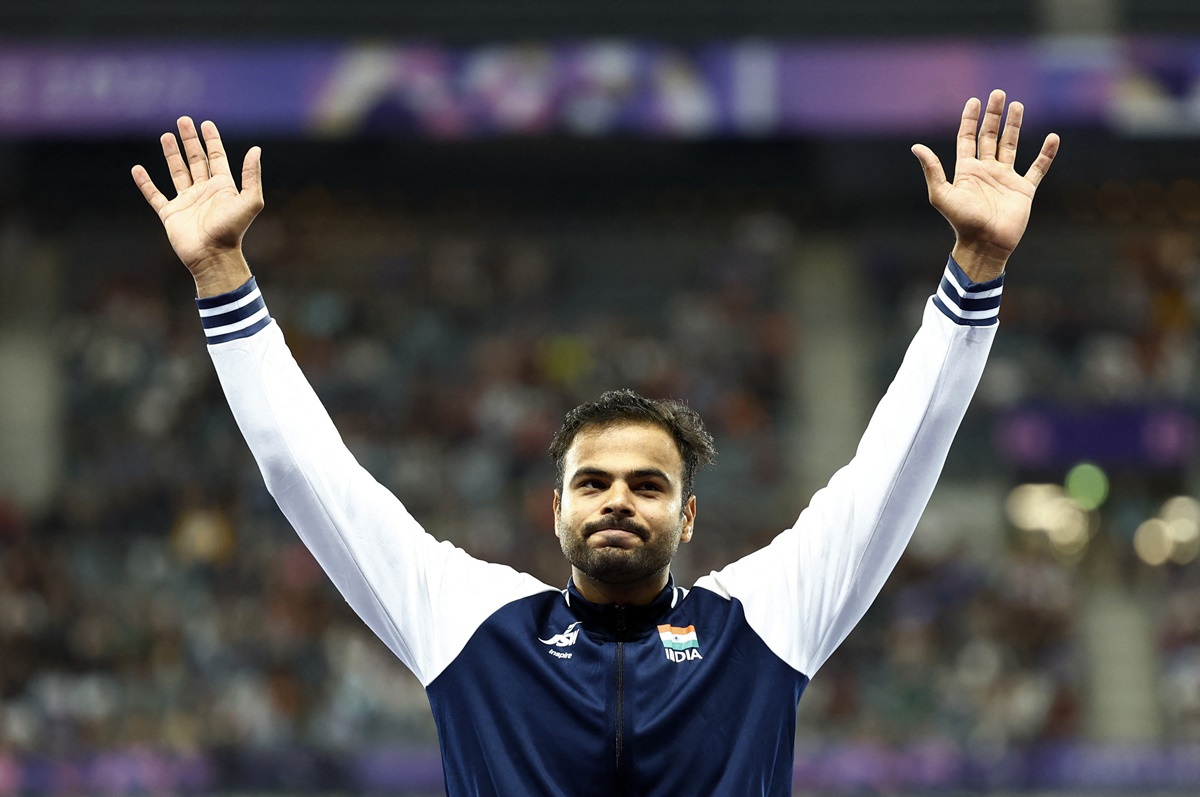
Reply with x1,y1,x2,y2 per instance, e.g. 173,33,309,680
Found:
549,389,716,499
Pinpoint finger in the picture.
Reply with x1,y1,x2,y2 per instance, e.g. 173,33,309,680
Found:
240,146,265,212
131,165,169,214
997,101,1023,166
955,97,981,164
977,89,1006,161
1024,133,1060,188
200,120,232,179
161,132,192,193
177,116,210,183
911,144,949,202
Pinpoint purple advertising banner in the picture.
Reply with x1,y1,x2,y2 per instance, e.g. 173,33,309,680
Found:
996,405,1198,469
0,38,1194,137
0,44,338,135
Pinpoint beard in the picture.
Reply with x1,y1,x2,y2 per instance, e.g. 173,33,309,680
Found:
557,514,684,586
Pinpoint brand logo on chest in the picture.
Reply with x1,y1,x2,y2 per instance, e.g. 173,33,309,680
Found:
657,624,703,663
539,621,582,658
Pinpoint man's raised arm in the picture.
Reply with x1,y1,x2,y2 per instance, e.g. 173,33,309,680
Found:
699,90,1059,678
133,120,555,686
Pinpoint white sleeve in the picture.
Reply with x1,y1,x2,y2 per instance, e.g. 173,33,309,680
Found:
695,262,1001,678
198,279,556,686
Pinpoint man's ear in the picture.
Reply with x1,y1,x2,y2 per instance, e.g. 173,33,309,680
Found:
680,494,697,544
552,489,562,538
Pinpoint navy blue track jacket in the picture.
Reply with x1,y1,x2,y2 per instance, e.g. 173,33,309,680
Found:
198,258,1002,795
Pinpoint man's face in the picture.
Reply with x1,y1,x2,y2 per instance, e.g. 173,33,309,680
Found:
554,421,695,587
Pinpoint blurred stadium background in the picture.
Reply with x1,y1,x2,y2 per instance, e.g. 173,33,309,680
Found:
2,1,1200,795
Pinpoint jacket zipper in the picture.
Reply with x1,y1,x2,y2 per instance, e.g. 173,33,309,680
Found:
614,606,627,795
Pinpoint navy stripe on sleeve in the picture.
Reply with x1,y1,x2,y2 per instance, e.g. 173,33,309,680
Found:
932,257,1004,326
195,276,271,344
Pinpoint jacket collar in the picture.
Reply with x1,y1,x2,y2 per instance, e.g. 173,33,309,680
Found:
565,575,678,642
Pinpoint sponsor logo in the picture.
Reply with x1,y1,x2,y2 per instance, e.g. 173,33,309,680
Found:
657,624,703,663
539,621,582,648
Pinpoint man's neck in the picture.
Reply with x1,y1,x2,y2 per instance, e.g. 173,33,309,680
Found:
571,567,669,606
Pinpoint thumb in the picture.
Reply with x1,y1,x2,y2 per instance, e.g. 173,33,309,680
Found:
240,146,265,212
911,144,948,201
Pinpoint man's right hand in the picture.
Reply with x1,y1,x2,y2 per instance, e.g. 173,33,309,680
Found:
132,117,263,298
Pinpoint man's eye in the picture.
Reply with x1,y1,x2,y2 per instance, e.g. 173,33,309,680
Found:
637,483,662,492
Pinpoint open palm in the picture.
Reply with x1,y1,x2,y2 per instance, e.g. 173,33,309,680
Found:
132,117,263,280
912,90,1059,280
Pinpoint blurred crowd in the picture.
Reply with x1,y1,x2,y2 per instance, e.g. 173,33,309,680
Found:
802,534,1081,749
843,221,1200,747
1,198,1198,777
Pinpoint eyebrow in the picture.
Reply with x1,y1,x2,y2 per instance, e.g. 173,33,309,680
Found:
570,466,674,484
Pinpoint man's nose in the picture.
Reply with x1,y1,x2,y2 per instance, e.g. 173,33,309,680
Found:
601,483,635,515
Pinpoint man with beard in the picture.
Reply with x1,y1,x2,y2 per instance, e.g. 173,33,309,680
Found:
548,390,713,606
133,89,1057,795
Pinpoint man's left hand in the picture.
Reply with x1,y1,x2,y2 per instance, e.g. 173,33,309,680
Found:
912,89,1060,283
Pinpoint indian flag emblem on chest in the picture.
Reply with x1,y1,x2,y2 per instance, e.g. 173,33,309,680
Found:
657,624,703,663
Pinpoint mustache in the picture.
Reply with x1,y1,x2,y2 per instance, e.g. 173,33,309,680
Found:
583,517,649,540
